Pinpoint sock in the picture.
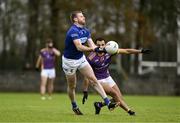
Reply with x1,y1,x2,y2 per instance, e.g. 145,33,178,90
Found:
127,109,132,113
72,101,77,109
104,97,110,106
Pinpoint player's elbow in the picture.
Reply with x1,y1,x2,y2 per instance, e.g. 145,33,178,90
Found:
76,46,83,52
124,50,131,54
126,52,131,54
56,52,61,56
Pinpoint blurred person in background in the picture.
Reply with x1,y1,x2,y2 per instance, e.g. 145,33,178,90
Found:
36,38,60,100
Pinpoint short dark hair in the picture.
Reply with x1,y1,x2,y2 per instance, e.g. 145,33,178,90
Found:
46,38,53,44
95,37,105,44
70,11,82,23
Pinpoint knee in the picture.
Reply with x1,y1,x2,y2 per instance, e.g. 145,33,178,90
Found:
86,74,97,83
41,82,46,87
87,77,98,86
110,90,118,98
49,84,54,88
90,80,99,87
68,83,76,90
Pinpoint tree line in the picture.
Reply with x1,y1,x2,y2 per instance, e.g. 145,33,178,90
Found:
0,0,179,74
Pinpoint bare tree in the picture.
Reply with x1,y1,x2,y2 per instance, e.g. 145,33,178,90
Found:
25,0,40,68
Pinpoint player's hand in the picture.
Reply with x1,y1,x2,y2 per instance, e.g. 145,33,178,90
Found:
94,47,107,53
141,49,152,54
82,91,88,104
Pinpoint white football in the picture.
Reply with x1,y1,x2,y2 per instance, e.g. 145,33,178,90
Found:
105,41,119,54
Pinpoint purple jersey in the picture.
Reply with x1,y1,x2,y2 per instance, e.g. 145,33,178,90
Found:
40,49,55,69
87,52,112,80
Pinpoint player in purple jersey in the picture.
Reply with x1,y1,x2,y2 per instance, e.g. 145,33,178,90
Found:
83,37,151,115
62,11,116,115
36,39,60,100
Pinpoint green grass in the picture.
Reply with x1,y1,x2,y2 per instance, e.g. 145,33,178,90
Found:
0,93,179,122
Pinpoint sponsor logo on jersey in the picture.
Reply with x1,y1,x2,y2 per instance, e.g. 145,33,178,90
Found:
80,37,88,43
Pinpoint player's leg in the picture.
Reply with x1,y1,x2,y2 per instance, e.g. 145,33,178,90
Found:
40,71,48,100
102,83,120,102
62,56,83,115
98,76,120,103
47,69,56,99
112,84,135,115
112,84,129,111
47,78,54,99
102,76,130,111
79,63,116,109
78,56,108,100
66,74,77,104
66,74,83,115
79,65,106,97
93,83,119,114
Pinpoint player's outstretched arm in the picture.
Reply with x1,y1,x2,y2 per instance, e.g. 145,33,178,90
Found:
117,49,141,54
117,48,151,54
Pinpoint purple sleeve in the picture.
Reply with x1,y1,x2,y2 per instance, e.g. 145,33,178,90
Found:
87,57,92,65
87,52,95,66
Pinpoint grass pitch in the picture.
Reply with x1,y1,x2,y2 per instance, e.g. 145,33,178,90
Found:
0,93,179,122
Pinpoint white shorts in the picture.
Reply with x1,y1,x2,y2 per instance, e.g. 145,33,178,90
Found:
41,68,56,79
98,76,116,87
62,55,89,75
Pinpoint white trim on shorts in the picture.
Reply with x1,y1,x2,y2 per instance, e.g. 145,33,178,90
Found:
62,55,89,75
41,68,56,79
97,76,116,87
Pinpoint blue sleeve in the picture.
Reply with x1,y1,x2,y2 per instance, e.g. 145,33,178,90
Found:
69,29,80,40
87,30,91,39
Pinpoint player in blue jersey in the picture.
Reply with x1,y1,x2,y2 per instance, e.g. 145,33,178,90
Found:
36,39,60,100
62,11,116,115
82,37,151,115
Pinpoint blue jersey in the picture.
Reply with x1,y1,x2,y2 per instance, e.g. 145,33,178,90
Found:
63,24,91,59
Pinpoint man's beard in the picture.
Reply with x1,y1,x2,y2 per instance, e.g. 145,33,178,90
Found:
79,20,85,25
